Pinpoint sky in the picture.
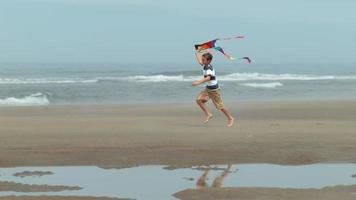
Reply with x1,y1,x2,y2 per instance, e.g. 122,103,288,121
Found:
0,0,355,64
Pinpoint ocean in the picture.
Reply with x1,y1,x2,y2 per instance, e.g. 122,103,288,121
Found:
1,62,356,106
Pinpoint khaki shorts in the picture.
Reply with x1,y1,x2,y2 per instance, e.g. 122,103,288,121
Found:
197,88,225,110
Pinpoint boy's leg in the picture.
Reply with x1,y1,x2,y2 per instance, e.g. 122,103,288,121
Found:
209,89,234,127
221,107,234,127
196,89,213,123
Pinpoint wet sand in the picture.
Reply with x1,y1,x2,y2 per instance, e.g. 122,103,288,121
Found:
0,181,81,192
0,100,355,168
174,185,356,200
13,171,53,178
0,196,129,200
0,100,356,199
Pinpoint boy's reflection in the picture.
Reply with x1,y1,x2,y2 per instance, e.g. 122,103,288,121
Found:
196,164,233,189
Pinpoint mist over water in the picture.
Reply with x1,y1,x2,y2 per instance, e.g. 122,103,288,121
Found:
1,63,356,106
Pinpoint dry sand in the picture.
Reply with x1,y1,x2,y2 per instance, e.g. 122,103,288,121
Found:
0,100,355,199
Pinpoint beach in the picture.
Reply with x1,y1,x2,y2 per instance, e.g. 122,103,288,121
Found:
2,0,356,199
0,100,355,199
174,185,356,200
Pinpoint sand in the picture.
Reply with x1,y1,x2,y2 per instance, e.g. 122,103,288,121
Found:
0,100,355,199
13,171,53,178
0,181,81,192
1,100,355,168
174,185,356,200
0,196,129,200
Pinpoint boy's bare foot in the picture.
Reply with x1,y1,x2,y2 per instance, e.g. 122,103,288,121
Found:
227,117,234,127
204,114,213,124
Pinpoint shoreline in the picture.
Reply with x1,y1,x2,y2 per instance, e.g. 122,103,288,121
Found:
3,97,356,107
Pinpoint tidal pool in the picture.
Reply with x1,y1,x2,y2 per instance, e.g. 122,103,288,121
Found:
0,163,355,200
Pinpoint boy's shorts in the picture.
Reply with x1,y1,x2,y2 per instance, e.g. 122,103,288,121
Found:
197,88,225,110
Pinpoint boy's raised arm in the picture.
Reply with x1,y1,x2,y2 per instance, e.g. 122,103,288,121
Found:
195,48,212,66
195,50,203,66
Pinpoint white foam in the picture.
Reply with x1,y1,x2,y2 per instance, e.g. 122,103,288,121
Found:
0,78,97,84
0,93,50,106
218,73,356,81
240,82,283,88
1,73,356,84
120,73,356,82
121,75,195,82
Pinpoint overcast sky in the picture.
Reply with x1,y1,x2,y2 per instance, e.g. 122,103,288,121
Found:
0,0,355,64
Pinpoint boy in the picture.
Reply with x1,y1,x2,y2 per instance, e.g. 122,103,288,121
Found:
192,49,234,127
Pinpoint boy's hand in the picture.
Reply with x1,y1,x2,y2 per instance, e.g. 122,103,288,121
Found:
196,46,203,53
192,81,200,86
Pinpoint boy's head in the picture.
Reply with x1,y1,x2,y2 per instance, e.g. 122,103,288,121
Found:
202,53,213,65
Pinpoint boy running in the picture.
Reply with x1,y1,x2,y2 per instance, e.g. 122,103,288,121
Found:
192,49,234,127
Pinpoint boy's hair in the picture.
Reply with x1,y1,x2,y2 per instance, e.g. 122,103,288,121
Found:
202,52,213,61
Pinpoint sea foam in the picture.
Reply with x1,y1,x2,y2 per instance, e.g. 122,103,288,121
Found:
240,82,283,88
0,93,50,106
120,73,356,82
0,78,97,84
1,73,356,84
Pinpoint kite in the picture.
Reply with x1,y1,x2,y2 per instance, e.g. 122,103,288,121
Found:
194,35,251,63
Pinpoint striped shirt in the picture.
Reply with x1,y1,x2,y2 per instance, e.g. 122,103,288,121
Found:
203,64,219,90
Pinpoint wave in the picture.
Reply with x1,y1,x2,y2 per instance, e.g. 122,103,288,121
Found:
1,73,356,84
118,75,195,82
0,78,97,84
240,82,283,88
218,73,356,81
112,73,356,82
115,73,356,82
0,93,50,106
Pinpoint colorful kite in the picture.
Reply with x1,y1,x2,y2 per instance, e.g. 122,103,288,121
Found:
194,35,251,63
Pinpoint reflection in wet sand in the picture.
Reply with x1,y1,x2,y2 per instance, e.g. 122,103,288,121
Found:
0,164,355,200
196,164,233,189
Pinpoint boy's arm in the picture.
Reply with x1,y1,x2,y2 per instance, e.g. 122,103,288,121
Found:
192,76,211,86
195,51,203,66
195,48,212,65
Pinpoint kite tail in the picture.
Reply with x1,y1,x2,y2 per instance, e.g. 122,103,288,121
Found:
219,35,245,40
239,57,251,63
214,47,235,60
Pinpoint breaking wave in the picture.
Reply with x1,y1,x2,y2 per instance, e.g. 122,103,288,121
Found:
0,93,50,106
114,73,356,82
240,82,283,88
1,73,356,84
0,78,97,84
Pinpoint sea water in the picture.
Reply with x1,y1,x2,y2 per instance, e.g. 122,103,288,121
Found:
1,62,356,106
0,164,355,199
